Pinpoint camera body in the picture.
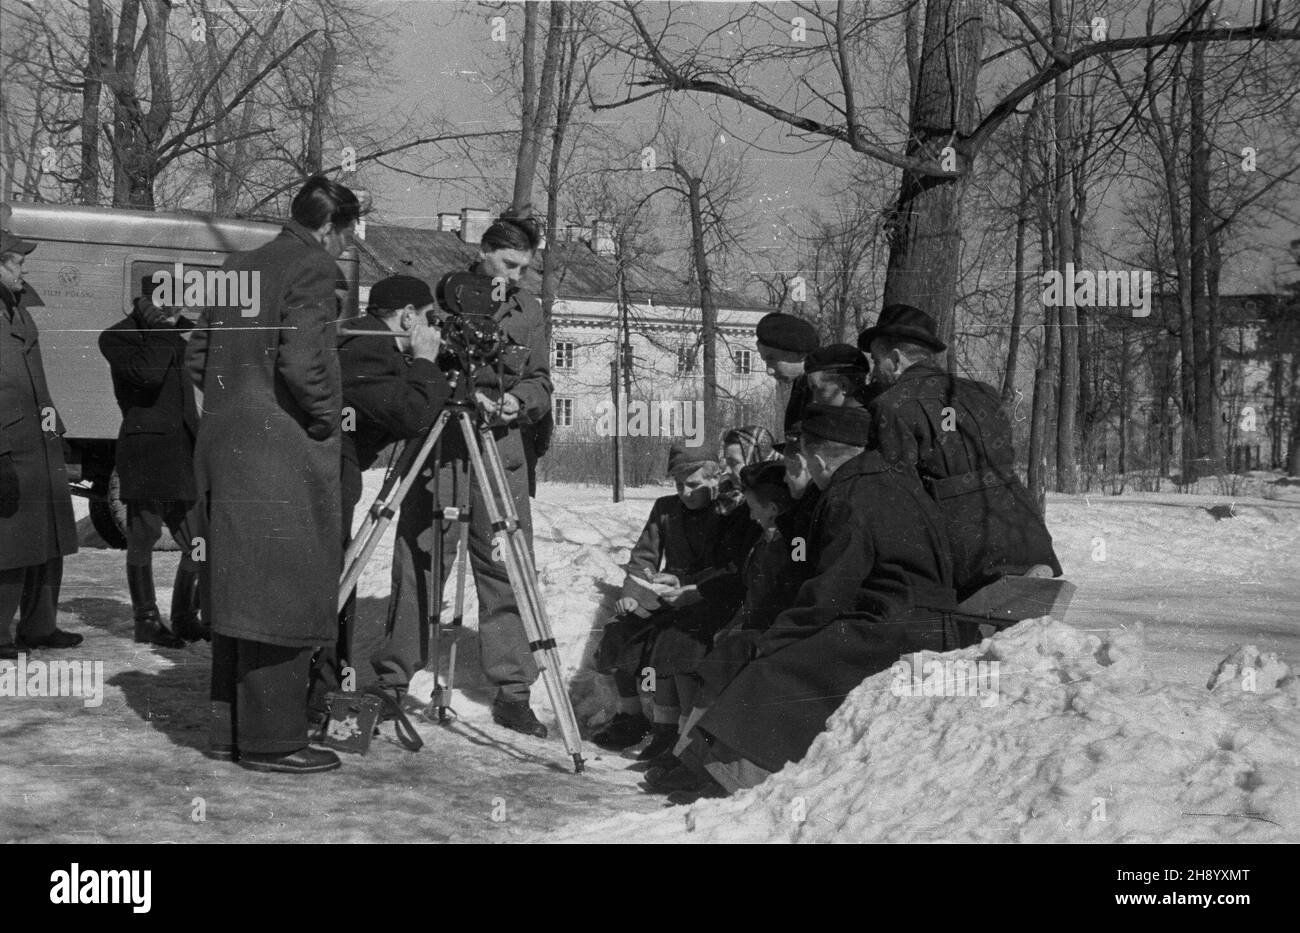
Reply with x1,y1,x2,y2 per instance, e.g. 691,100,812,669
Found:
431,272,508,395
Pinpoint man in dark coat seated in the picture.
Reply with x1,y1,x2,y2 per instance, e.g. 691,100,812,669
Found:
651,404,973,798
860,304,1061,600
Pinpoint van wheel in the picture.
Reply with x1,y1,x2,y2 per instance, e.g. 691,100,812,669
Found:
89,471,128,550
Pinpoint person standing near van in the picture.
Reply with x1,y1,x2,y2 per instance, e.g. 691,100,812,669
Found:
186,175,360,774
99,278,209,649
0,229,81,660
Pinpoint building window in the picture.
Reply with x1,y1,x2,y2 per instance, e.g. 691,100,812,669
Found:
553,397,574,427
676,345,698,376
552,340,574,371
733,349,752,374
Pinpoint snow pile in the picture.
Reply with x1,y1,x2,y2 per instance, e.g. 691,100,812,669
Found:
552,618,1300,843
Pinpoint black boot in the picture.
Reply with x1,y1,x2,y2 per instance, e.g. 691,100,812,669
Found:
491,695,548,738
128,564,186,649
637,722,680,761
591,711,652,750
169,565,210,642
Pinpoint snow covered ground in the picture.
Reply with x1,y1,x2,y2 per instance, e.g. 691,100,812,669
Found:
1,474,1297,843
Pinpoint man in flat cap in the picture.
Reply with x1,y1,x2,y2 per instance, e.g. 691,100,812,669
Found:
860,304,1061,600
653,403,965,797
755,312,819,431
325,274,449,698
804,343,877,409
0,229,81,660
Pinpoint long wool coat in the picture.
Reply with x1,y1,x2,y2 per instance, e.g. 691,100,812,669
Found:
184,223,342,648
0,284,77,571
869,361,1062,599
696,450,965,773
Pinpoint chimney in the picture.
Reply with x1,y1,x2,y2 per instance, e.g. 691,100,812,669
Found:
437,212,461,234
460,207,492,245
593,219,616,257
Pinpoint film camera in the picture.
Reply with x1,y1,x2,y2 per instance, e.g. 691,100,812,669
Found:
430,271,507,379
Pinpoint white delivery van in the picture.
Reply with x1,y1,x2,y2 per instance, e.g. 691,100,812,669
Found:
2,200,359,547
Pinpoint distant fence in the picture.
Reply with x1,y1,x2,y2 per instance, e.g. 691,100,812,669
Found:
538,435,681,487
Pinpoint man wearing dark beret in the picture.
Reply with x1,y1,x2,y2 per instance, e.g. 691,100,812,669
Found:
754,312,819,432
325,274,450,700
860,303,1061,600
667,402,966,796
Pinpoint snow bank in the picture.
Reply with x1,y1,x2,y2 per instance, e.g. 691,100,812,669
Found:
552,618,1299,843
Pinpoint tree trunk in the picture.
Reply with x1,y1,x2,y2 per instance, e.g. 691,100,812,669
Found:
1189,30,1218,475
79,0,113,205
881,0,983,349
510,1,564,219
1051,0,1079,494
1000,105,1033,411
304,39,337,176
683,171,719,446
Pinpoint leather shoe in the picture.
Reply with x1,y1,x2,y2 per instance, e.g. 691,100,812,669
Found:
492,696,548,739
0,643,17,661
135,617,187,649
238,746,341,774
17,629,83,650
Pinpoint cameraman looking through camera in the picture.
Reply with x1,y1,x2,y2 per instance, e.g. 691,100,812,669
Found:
320,275,451,702
387,216,553,737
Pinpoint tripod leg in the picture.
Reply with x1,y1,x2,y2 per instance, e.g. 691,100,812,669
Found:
459,413,586,773
339,411,452,614
424,436,445,710
441,464,472,721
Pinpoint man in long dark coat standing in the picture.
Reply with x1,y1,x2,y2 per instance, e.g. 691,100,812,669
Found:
100,278,209,649
860,304,1062,600
186,175,360,774
0,230,80,660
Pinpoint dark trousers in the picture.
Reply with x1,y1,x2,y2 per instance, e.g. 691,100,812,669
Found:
0,556,62,645
125,498,202,571
310,464,364,702
387,454,538,700
210,633,315,754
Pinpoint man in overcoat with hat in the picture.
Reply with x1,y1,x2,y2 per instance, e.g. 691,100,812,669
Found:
0,228,81,660
652,404,965,797
860,303,1061,600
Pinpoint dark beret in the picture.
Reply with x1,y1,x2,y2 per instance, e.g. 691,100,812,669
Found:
369,274,435,311
800,402,873,446
756,312,819,354
805,343,869,374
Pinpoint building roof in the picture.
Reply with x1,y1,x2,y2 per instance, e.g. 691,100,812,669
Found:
354,223,770,313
